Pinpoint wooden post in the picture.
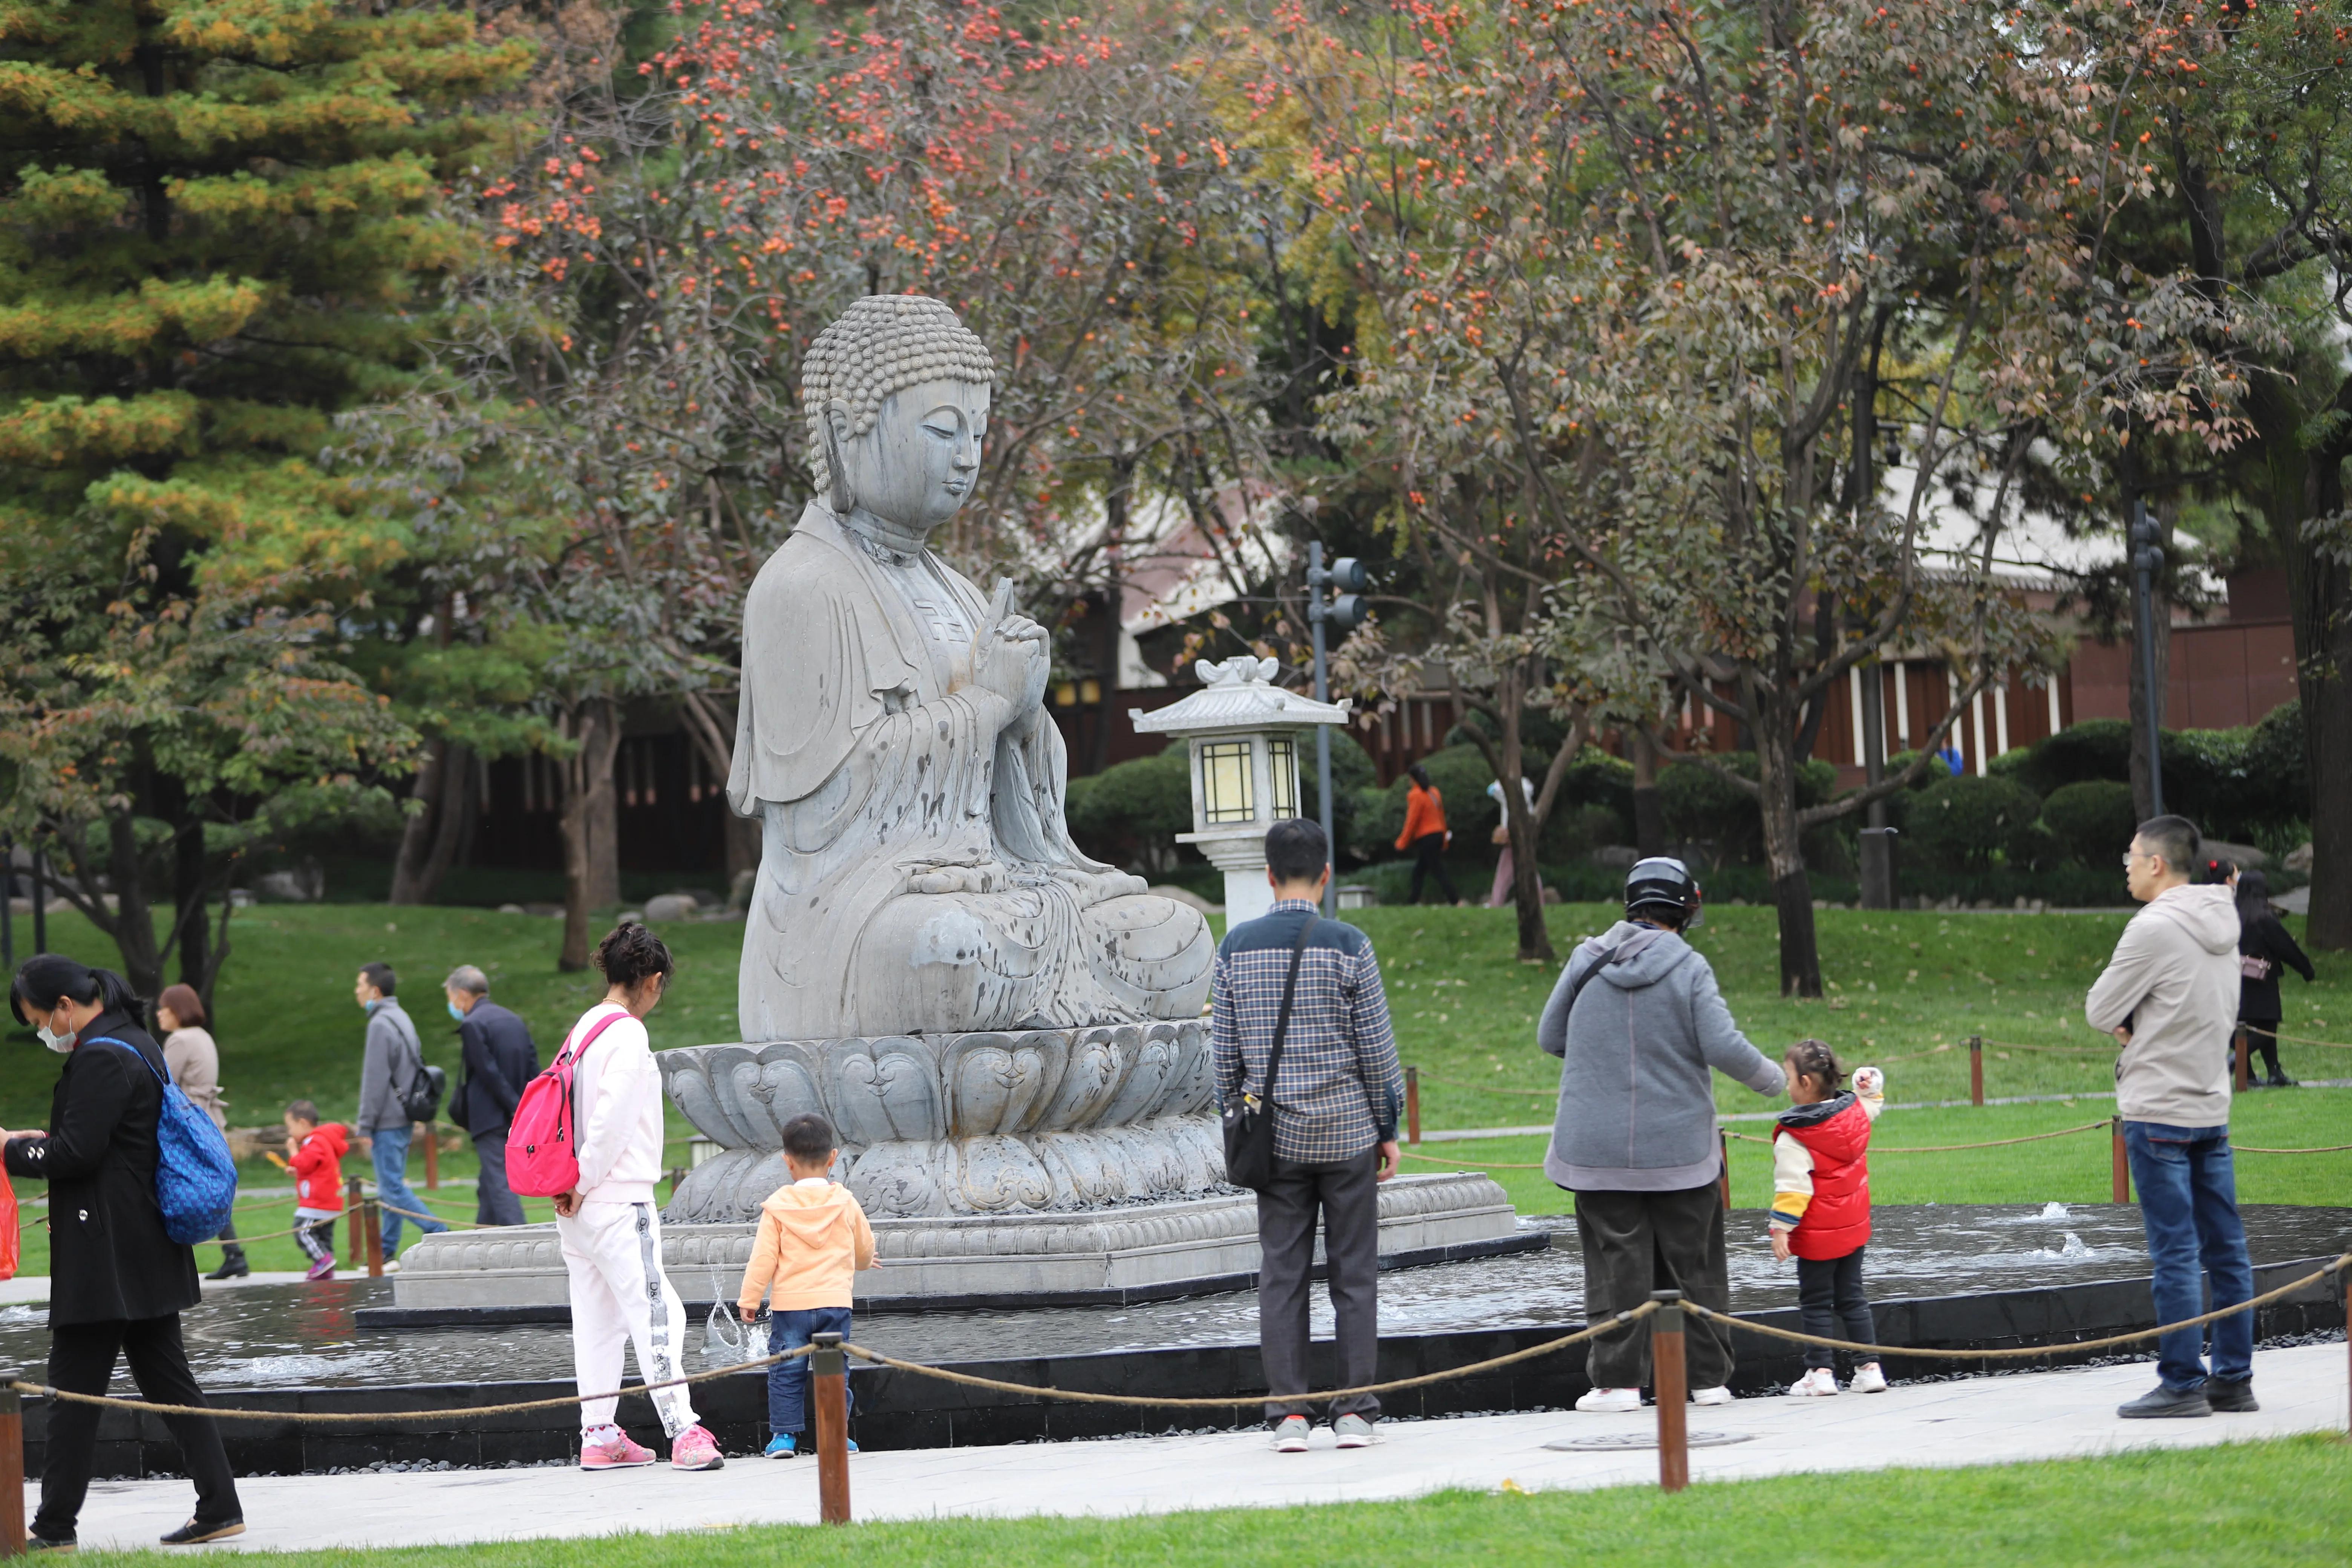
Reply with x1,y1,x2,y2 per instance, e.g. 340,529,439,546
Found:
423,1119,439,1190
2344,1269,2350,1445
2233,1028,2250,1095
1650,1291,1688,1494
1406,1067,1421,1145
2111,1118,2130,1204
812,1332,851,1525
345,1176,364,1269
1969,1035,1984,1107
0,1377,24,1559
362,1194,384,1279
1717,1127,1731,1215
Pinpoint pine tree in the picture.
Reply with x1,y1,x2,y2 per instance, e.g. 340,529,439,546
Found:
0,2,530,1004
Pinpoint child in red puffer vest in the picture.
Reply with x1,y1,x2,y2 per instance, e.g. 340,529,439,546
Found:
1770,1042,1886,1397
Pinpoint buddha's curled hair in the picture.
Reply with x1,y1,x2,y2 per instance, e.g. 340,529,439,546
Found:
802,295,995,493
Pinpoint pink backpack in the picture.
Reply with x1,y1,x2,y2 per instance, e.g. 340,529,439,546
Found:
505,1009,629,1198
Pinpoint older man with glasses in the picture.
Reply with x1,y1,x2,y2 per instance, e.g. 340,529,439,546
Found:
444,965,542,1227
2086,814,2257,1419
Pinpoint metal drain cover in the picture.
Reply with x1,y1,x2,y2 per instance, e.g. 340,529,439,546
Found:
1541,1430,1753,1452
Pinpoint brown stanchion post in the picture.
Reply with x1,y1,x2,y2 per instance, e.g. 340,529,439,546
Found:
1717,1127,1731,1215
0,1377,24,1559
2233,1028,2250,1095
363,1196,384,1279
1406,1067,1421,1146
2111,1117,2130,1204
423,1118,439,1190
1969,1035,1983,1107
345,1176,364,1269
1650,1291,1687,1493
812,1332,851,1524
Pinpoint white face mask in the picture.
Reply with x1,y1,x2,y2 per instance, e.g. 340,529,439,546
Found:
37,1018,73,1054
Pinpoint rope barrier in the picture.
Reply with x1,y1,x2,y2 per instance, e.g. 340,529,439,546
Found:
833,1306,1662,1408
2233,1142,2352,1155
2267,1031,2352,1050
9,1346,818,1425
1412,1073,1559,1100
1399,1150,1549,1170
1723,1118,2112,1152
1974,1039,2117,1057
1684,1253,2352,1361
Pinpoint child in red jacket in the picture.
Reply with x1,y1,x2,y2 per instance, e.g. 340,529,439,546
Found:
282,1101,348,1282
1769,1043,1886,1396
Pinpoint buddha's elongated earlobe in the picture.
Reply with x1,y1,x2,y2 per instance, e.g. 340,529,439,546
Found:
824,399,855,515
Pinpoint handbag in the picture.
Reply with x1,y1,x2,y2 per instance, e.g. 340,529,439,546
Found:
1221,916,1317,1193
90,1038,240,1245
384,1009,447,1124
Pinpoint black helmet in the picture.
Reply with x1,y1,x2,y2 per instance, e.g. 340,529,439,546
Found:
1624,856,1703,926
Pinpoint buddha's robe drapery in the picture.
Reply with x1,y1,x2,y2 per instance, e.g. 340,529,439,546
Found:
729,502,1212,1041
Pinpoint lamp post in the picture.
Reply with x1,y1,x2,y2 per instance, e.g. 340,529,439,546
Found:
1305,544,1369,914
2128,496,2166,816
1132,657,1353,923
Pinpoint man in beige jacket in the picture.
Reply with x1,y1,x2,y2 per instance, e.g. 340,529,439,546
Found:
2084,814,2255,1421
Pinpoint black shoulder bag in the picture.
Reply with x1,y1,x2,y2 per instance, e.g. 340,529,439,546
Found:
1222,916,1316,1193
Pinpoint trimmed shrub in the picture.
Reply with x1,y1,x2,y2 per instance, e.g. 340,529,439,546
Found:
1904,775,2044,870
1657,753,1838,865
2041,779,2139,865
1064,744,1193,873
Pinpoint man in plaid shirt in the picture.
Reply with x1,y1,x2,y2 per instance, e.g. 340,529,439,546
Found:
1212,818,1403,1453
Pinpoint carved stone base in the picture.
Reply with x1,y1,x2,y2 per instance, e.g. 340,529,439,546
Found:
657,1021,1226,1222
386,1172,1525,1314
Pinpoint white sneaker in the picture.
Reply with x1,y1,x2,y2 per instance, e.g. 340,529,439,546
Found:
1334,1413,1376,1449
1575,1386,1641,1413
1850,1362,1888,1393
380,1260,400,1275
1690,1385,1735,1406
1270,1415,1311,1453
1788,1367,1840,1397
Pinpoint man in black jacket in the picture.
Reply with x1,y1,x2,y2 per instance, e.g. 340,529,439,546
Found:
444,964,540,1225
5,956,244,1548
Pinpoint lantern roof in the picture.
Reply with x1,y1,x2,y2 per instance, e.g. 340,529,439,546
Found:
1132,656,1352,738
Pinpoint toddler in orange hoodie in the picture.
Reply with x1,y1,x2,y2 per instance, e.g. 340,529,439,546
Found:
737,1112,877,1458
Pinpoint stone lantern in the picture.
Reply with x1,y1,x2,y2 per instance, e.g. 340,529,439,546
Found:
1133,655,1352,923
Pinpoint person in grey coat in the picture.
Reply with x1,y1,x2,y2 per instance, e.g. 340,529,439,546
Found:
354,962,449,1260
1538,858,1785,1412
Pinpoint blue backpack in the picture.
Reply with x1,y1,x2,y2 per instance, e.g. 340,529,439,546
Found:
90,1038,240,1245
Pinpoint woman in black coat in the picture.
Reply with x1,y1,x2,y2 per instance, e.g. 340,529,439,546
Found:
5,956,245,1549
2235,870,2317,1088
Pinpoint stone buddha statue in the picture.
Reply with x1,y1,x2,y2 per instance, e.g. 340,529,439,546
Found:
729,296,1213,1042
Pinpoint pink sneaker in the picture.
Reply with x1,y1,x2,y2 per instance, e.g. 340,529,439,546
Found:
305,1257,335,1282
670,1423,724,1471
580,1427,656,1470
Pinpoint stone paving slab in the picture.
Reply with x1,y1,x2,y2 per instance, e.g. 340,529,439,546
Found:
39,1341,2348,1553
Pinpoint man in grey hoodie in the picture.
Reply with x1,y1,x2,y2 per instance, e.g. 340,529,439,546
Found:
2085,815,2256,1420
353,963,449,1261
1538,859,1786,1411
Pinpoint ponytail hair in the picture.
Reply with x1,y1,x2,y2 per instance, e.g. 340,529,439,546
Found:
594,921,674,992
11,955,139,1027
1787,1038,1843,1097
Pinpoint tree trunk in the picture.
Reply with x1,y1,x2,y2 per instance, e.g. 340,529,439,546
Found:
2126,502,2174,824
1754,710,1821,997
1629,727,1665,855
557,701,625,971
1497,682,1555,965
389,740,473,906
104,813,164,1002
2290,394,2352,948
677,688,758,880
172,808,209,1001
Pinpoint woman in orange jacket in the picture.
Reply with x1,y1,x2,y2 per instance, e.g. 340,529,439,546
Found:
1396,763,1463,905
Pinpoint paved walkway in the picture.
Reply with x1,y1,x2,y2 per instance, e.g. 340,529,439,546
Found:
46,1341,2348,1553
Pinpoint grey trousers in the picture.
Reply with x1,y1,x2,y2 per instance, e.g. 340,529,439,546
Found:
1573,1181,1735,1391
473,1130,526,1227
1256,1148,1381,1425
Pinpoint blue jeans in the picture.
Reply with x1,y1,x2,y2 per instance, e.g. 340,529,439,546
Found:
767,1306,853,1436
371,1123,449,1256
2122,1120,2254,1390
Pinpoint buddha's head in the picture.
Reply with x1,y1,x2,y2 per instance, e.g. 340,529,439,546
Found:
803,296,995,543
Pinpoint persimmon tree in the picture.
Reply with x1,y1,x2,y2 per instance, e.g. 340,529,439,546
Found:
1245,0,2251,992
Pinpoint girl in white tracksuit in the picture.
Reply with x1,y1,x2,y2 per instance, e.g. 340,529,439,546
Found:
557,923,723,1472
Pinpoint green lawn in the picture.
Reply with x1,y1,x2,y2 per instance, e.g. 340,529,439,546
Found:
67,1435,2352,1566
5,899,2348,1266
1408,1090,2352,1214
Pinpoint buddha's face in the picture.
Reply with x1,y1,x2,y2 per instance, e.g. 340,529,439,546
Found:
829,377,989,536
